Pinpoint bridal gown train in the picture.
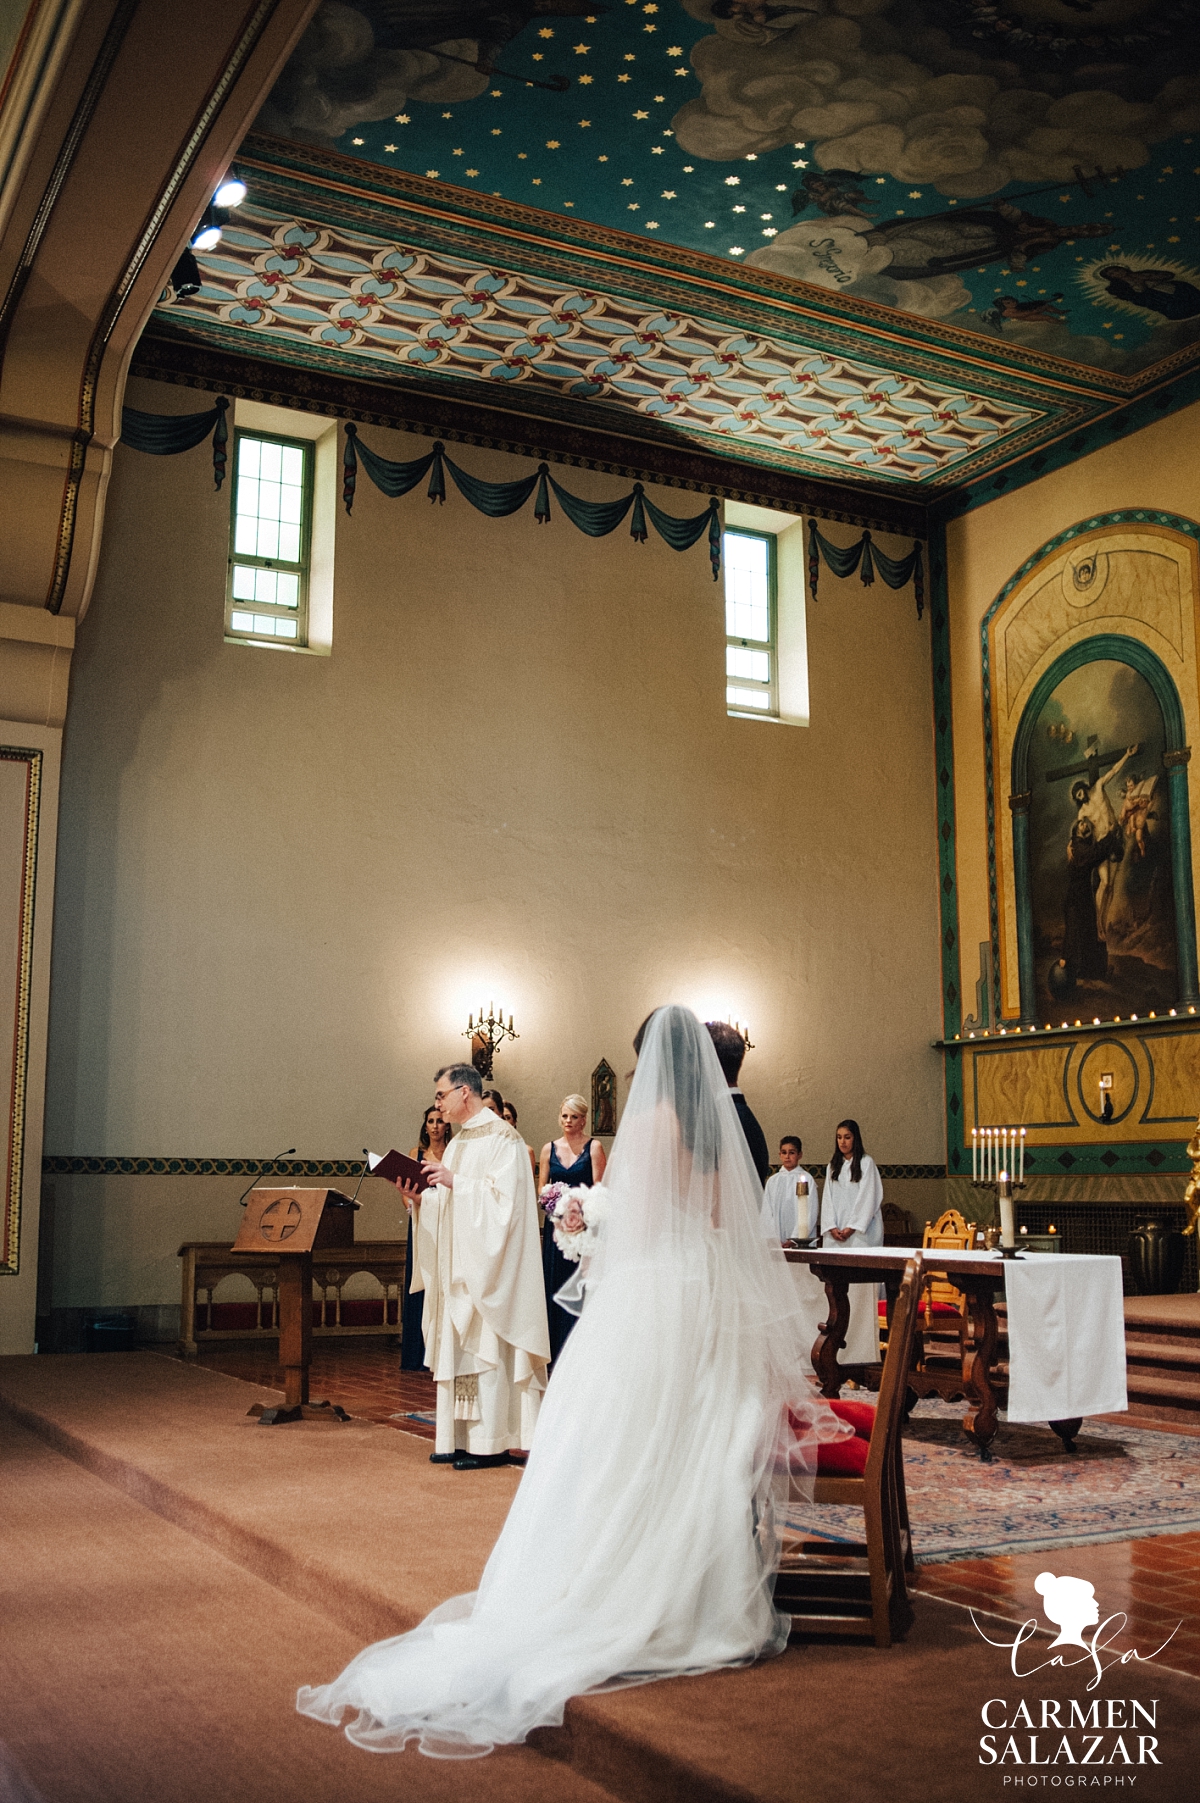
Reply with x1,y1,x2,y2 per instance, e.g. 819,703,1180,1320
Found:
297,1007,849,1758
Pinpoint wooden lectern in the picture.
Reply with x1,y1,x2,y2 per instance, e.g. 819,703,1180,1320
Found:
231,1189,358,1424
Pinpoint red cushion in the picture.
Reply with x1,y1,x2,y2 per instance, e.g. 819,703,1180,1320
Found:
878,1299,889,1318
817,1434,870,1477
926,1301,962,1316
827,1398,876,1439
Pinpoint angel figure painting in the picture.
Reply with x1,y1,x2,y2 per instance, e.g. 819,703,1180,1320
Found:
1026,659,1178,1021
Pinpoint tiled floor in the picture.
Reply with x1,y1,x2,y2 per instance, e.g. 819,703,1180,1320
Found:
194,1337,1200,1679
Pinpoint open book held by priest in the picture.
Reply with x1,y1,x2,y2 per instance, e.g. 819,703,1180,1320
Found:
366,1149,431,1192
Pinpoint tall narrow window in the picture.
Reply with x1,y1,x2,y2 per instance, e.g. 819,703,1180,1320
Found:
226,432,312,646
724,528,777,716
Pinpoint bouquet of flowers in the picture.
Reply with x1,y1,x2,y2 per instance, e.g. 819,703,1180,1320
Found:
539,1182,610,1262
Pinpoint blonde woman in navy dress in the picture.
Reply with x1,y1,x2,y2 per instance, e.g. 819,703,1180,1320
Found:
538,1094,606,1362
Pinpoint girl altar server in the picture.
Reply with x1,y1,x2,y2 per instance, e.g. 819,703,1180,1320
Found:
820,1118,884,1365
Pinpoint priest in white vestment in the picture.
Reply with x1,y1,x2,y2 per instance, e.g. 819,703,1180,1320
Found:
820,1118,884,1368
404,1064,550,1468
762,1136,823,1374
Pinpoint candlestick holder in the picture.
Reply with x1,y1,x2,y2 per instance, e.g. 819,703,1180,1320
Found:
463,1003,518,1082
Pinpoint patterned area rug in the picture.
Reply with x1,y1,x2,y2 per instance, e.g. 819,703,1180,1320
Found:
787,1400,1200,1564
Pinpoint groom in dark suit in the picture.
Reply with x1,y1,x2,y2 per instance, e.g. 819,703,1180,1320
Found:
705,1021,770,1186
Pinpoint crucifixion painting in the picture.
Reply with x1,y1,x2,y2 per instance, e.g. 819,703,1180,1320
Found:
1027,660,1177,1020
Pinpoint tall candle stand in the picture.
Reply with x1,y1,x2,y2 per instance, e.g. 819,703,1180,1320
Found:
970,1126,1027,1255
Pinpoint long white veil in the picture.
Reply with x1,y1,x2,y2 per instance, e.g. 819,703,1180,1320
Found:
297,1006,848,1758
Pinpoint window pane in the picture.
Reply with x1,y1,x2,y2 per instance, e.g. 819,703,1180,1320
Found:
230,610,255,632
279,483,302,525
727,645,770,683
256,519,280,560
727,685,772,711
275,617,298,639
231,565,256,600
259,440,282,481
724,532,770,642
240,439,260,478
275,572,299,609
277,522,301,564
281,445,304,484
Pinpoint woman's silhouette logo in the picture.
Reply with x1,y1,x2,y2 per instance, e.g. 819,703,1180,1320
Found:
1035,1571,1101,1648
972,1567,1178,1686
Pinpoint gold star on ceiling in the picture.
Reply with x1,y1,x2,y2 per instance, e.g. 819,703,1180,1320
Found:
578,73,592,82
634,109,648,118
617,73,630,81
384,143,396,152
395,114,410,124
538,25,553,35
547,139,560,147
573,42,589,52
661,189,676,198
667,44,682,53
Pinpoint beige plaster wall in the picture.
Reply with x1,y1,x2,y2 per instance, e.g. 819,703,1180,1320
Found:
945,400,1200,1023
43,379,942,1310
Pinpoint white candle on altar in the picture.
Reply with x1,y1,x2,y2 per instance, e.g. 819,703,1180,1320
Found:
972,1128,978,1181
999,1178,1015,1248
1019,1127,1026,1184
986,1128,992,1183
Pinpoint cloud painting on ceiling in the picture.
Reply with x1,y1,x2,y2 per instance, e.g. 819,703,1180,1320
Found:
257,0,1200,375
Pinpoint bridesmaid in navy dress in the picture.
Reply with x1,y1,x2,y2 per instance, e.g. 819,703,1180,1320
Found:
537,1094,606,1362
400,1105,451,1371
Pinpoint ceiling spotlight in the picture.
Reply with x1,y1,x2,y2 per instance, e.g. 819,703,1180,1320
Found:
192,223,221,251
214,177,246,208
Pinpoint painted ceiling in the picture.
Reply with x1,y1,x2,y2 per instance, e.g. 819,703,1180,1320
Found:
255,0,1200,379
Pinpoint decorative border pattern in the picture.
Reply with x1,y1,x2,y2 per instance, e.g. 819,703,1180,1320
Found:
40,1154,946,1180
934,366,1200,524
929,521,966,1177
2,749,41,1276
164,198,1037,489
41,1156,363,1177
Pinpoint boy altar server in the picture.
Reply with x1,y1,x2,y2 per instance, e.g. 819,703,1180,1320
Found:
764,1134,823,1374
402,1063,550,1469
761,1136,817,1245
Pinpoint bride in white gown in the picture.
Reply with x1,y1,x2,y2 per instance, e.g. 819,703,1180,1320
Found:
297,1005,849,1758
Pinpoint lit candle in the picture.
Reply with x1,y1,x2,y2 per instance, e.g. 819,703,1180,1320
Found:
972,1128,978,1182
468,1013,473,1030
1019,1127,1026,1185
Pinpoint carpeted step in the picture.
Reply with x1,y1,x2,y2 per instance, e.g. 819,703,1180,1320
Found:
1124,1341,1196,1363
1123,1370,1200,1408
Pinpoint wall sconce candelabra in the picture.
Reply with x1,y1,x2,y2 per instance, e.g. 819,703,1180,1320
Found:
971,1124,1027,1254
726,1018,754,1049
464,1002,518,1081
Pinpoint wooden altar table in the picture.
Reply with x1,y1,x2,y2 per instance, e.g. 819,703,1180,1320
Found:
177,1240,407,1357
785,1244,1126,1460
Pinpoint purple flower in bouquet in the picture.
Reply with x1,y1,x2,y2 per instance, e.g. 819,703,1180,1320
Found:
539,1182,568,1219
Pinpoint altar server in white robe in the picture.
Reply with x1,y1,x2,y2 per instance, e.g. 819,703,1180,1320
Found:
820,1118,884,1367
761,1136,818,1244
762,1135,823,1373
403,1063,550,1469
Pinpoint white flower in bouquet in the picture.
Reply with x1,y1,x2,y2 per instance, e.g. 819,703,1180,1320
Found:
544,1183,610,1262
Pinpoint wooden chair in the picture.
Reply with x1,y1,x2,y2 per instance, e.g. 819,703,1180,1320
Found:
918,1208,974,1366
775,1254,923,1649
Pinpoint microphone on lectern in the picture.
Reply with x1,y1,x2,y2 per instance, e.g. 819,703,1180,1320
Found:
347,1148,372,1206
238,1147,296,1207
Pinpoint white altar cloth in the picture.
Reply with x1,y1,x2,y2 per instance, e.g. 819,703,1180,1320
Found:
809,1247,1128,1424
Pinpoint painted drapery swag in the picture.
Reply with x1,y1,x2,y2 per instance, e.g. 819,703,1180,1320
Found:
342,426,723,580
120,396,229,488
807,520,925,618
